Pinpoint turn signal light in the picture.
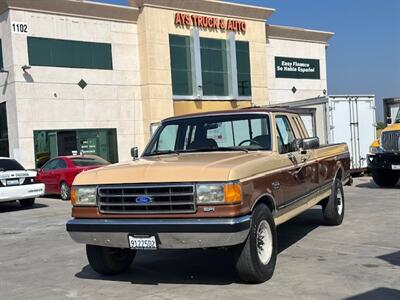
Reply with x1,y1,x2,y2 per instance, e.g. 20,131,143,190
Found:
70,187,77,205
224,183,242,204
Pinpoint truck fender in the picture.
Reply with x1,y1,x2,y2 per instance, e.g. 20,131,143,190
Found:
250,193,277,214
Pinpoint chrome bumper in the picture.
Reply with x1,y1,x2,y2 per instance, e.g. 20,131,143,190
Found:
66,216,251,249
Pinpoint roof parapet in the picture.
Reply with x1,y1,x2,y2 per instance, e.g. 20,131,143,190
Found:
130,0,275,21
0,0,139,23
267,24,334,44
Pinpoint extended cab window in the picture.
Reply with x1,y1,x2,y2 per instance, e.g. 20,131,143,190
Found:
145,114,271,155
276,116,296,154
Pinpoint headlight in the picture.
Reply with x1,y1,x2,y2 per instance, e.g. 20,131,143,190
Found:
196,183,242,205
71,186,97,206
369,146,384,154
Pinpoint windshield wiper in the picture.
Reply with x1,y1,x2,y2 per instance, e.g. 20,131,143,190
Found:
217,147,249,153
145,150,181,157
182,147,249,154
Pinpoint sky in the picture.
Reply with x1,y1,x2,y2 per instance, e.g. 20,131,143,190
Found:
94,0,400,122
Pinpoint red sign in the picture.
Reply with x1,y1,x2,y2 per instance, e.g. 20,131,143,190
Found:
175,13,247,33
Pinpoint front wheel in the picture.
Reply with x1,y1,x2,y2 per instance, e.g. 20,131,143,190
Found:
19,198,35,207
234,204,277,283
371,169,399,187
322,179,345,226
86,245,136,275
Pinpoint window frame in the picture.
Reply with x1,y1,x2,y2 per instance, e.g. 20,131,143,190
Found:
27,37,113,70
169,30,252,101
275,115,298,154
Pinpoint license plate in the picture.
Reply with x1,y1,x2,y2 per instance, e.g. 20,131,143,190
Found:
128,235,157,250
392,165,400,170
6,179,20,186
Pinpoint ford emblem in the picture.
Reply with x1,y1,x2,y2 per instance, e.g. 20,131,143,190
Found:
136,196,153,204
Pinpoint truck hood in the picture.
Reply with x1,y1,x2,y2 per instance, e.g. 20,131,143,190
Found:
73,151,274,185
382,123,400,133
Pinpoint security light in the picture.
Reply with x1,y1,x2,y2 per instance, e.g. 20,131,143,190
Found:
21,65,31,72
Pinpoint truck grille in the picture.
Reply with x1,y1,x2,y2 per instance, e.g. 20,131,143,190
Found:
98,184,196,214
381,131,400,152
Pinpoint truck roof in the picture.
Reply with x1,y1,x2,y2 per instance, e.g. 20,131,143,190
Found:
163,106,299,122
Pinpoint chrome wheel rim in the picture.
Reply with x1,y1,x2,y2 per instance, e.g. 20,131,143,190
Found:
256,220,273,265
337,187,343,215
61,184,69,199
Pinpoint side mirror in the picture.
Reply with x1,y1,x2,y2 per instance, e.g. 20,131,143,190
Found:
302,137,320,150
131,147,139,160
291,139,304,152
387,117,392,125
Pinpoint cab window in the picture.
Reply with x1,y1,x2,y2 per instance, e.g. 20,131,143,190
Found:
276,116,296,154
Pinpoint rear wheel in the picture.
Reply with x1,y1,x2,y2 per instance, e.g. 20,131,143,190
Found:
60,181,71,201
371,169,399,187
322,179,345,226
86,245,136,275
19,198,35,207
234,204,277,283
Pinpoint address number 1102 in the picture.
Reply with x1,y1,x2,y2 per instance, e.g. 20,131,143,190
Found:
12,22,28,34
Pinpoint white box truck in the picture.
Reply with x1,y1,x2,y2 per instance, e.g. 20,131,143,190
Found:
270,95,376,172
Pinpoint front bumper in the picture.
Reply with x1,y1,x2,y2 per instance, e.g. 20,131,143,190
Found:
0,183,45,203
367,153,400,170
66,216,251,249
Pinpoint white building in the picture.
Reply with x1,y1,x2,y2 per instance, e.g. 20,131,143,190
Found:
0,0,333,168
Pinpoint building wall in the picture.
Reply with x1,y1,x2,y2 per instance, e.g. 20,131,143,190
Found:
137,6,269,140
267,38,328,104
0,11,19,159
6,10,143,168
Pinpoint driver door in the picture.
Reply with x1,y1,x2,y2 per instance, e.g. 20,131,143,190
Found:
273,115,313,209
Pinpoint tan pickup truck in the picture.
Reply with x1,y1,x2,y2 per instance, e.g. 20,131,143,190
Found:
67,108,350,283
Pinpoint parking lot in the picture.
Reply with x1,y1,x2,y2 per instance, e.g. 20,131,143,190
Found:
0,176,399,300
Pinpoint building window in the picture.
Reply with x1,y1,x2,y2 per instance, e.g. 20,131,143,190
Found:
0,102,9,157
169,35,193,96
168,33,251,100
236,41,251,97
27,37,113,70
33,129,118,168
200,37,229,96
0,40,3,69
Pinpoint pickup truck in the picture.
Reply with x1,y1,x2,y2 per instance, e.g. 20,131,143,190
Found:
368,109,400,187
67,108,350,283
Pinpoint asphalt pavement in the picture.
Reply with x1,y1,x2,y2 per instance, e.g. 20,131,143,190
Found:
0,176,399,300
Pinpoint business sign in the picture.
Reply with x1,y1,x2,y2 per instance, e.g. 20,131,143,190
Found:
174,13,246,33
275,56,320,80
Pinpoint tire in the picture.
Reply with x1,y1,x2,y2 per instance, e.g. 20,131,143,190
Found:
86,245,136,275
19,198,35,207
371,169,399,187
234,204,277,283
322,179,345,226
60,181,71,201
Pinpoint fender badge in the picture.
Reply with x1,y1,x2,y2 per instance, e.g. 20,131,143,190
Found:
203,207,215,212
272,182,281,190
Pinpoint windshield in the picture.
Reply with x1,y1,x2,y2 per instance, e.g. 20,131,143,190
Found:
395,109,400,123
0,159,25,171
144,114,271,156
71,156,110,167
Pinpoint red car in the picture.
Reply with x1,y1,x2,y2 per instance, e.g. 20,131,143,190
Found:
36,155,110,200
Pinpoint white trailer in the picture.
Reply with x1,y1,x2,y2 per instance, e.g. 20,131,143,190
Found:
328,95,376,171
269,95,376,172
